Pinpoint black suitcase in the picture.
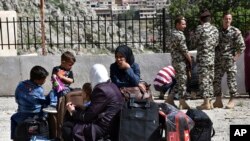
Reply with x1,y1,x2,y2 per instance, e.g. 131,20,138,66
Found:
118,98,161,141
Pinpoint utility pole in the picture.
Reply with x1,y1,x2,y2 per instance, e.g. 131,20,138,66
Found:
40,0,46,55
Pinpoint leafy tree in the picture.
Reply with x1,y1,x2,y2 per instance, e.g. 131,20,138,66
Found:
168,0,250,36
169,0,199,17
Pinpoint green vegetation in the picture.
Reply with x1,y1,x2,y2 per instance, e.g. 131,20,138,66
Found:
163,0,250,50
48,0,66,12
117,8,140,20
49,0,61,4
168,0,250,35
58,3,66,12
169,0,250,17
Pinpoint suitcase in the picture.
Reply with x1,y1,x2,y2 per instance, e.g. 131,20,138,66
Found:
118,98,161,141
56,89,84,139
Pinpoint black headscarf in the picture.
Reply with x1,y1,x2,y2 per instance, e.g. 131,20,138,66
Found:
115,45,135,65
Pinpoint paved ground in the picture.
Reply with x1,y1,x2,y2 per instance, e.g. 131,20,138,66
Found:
1,96,250,141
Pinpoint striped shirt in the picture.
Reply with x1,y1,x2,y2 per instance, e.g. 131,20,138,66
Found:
154,66,176,86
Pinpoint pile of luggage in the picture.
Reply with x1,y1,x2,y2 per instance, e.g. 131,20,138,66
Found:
15,88,215,141
118,98,215,141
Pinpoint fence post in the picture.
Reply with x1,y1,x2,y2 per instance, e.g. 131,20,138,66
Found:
40,0,46,55
162,8,166,53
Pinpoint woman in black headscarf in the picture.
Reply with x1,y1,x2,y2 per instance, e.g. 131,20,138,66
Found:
110,45,146,92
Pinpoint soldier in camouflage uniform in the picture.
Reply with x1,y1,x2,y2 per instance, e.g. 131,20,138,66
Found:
213,11,245,109
165,15,192,109
191,9,219,110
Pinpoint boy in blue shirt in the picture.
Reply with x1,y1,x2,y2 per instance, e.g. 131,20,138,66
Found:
10,65,49,140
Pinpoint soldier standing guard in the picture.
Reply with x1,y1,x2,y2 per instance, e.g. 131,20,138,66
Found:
213,11,246,109
165,15,192,109
191,9,219,110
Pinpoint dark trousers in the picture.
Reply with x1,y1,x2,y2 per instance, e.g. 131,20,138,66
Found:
61,121,75,141
62,120,106,141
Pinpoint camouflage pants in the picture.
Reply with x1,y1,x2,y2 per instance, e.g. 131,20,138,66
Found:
170,62,187,98
213,58,237,97
198,64,214,98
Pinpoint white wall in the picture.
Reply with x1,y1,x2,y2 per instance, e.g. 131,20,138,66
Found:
0,53,246,96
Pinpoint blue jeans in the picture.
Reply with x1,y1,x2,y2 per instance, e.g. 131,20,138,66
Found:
47,87,71,107
10,112,42,139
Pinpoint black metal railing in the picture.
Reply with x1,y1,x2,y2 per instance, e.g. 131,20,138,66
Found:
0,13,165,55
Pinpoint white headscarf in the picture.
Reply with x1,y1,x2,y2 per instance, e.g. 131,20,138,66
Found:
90,64,110,88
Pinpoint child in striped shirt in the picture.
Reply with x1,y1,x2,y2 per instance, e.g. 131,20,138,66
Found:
154,66,176,100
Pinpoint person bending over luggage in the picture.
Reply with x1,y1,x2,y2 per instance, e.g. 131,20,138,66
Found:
48,51,76,107
10,66,49,140
110,45,146,93
62,64,124,141
153,65,176,100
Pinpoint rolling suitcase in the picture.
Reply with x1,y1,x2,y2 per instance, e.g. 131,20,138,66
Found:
118,98,161,141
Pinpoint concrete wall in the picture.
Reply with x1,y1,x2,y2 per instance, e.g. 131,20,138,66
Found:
0,53,246,96
0,11,17,56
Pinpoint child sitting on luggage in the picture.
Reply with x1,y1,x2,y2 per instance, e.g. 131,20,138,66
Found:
48,51,76,107
10,66,49,140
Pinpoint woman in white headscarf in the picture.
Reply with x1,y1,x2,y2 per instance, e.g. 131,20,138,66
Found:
62,64,124,141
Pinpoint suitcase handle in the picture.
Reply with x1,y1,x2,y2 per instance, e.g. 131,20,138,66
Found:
129,98,150,108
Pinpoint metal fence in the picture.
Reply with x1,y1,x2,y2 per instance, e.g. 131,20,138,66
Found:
0,11,166,55
0,9,249,55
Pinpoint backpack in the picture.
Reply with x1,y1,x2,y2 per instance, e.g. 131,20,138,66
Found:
159,108,194,141
186,109,215,141
15,117,49,141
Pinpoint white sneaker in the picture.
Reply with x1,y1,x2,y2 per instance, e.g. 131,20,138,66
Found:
42,106,57,113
